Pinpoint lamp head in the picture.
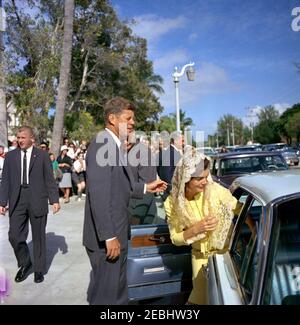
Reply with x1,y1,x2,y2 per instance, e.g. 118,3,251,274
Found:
186,65,195,81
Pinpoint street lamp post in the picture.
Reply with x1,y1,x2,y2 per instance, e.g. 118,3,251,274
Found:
227,123,230,146
172,62,195,133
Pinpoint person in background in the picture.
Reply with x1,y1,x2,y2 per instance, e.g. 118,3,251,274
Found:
49,153,62,184
220,146,228,153
72,151,86,201
57,145,73,203
9,139,18,151
157,131,184,200
39,142,49,152
67,142,77,161
127,135,158,225
0,126,60,284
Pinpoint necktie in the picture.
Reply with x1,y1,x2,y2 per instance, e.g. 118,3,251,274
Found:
22,149,28,185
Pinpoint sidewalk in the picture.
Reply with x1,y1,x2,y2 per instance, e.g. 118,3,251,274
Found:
0,198,90,305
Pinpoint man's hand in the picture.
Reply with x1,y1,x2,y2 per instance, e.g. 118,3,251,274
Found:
0,206,6,215
106,238,121,260
146,179,168,193
52,203,60,214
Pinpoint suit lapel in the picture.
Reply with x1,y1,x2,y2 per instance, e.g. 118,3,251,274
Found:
29,147,38,173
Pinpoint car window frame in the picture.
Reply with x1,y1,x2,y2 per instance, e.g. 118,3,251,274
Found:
260,194,300,305
229,188,265,304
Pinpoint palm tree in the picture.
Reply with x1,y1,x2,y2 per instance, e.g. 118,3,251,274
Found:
51,0,74,156
145,74,164,94
171,109,193,131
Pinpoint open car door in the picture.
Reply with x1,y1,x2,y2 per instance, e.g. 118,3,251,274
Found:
127,194,192,304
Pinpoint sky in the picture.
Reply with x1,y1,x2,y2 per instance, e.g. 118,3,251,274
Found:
111,0,300,140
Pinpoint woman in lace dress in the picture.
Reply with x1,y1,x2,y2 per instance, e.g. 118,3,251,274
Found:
164,147,240,304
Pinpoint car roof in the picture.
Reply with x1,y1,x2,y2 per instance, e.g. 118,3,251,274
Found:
211,151,283,159
232,169,300,205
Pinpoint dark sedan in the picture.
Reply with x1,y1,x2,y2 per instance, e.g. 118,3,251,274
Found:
210,151,288,188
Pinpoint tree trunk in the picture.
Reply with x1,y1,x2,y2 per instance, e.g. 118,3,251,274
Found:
67,49,89,111
51,0,74,156
0,0,7,148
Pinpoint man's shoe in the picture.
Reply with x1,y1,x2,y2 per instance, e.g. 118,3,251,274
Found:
15,263,32,282
34,272,44,283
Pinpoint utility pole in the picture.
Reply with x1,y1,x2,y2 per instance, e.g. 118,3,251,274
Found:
227,123,230,147
0,0,8,148
232,120,235,146
245,107,255,144
216,130,219,148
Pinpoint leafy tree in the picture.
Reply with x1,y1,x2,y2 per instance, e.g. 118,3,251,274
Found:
65,110,99,142
217,114,244,146
278,103,300,144
156,109,193,133
286,111,300,142
5,0,63,138
254,106,281,144
4,0,164,142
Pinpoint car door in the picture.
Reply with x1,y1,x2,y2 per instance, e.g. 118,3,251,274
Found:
208,189,265,305
127,194,192,304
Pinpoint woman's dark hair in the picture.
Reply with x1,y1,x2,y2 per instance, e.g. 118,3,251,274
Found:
204,158,210,170
191,157,210,178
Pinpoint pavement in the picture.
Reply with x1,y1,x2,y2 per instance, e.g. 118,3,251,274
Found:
0,197,90,305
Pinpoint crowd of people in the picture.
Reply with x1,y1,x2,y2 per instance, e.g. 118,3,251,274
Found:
0,96,239,305
0,137,88,203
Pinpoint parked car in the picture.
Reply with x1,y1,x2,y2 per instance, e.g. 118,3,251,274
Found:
208,170,300,305
262,143,289,152
233,145,262,152
210,151,288,188
197,147,216,156
281,150,299,166
292,144,300,158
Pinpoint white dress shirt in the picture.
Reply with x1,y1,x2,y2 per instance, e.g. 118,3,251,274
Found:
21,146,33,185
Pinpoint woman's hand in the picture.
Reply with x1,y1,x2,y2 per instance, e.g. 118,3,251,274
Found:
194,216,219,235
183,216,219,243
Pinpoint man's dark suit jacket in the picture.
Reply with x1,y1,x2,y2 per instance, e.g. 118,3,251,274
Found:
83,130,145,250
128,143,157,183
0,147,59,217
157,145,181,199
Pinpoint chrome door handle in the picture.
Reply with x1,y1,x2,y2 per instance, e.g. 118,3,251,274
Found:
149,236,166,244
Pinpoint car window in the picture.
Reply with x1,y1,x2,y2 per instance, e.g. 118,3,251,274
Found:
260,156,287,170
230,196,263,303
129,194,167,226
263,198,300,305
220,156,287,176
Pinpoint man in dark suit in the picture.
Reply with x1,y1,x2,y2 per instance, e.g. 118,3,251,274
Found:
127,137,158,225
0,126,60,283
83,97,167,305
157,131,184,200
